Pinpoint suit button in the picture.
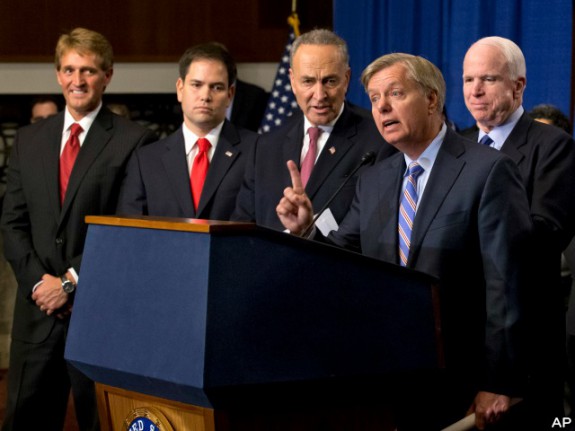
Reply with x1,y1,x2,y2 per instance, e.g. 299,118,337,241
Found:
55,238,64,245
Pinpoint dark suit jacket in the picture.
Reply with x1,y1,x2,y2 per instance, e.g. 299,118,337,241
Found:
230,79,269,132
462,114,575,353
328,129,532,397
1,108,156,343
233,102,396,231
117,120,258,220
462,113,575,252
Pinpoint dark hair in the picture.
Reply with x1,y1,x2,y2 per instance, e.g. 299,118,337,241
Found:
528,104,572,134
178,43,237,87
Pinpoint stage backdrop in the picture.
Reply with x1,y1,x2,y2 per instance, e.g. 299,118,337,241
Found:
334,0,573,131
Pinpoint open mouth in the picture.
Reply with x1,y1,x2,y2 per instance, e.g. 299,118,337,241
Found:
383,120,399,128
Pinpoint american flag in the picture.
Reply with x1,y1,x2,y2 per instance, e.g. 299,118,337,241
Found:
258,31,299,134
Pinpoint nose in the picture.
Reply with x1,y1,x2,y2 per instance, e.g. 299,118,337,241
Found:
374,95,390,113
312,82,327,100
470,79,483,96
199,86,212,102
71,70,84,86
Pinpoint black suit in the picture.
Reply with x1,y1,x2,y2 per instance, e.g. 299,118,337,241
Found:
229,79,269,132
0,108,156,430
233,102,396,231
325,129,532,429
462,112,575,425
117,120,258,220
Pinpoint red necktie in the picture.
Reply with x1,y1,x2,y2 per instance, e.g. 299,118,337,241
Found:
190,138,211,211
301,127,322,187
59,123,83,204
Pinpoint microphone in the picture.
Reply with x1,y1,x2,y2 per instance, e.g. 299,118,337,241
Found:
300,151,376,238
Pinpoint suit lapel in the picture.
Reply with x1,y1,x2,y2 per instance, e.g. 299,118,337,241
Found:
60,110,114,222
282,117,305,186
377,155,404,264
306,105,357,199
41,113,65,220
161,128,196,216
196,121,241,215
500,113,530,166
408,131,466,265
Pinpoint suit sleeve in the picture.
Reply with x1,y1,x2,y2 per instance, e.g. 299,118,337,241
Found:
530,133,575,250
0,132,47,298
116,148,148,216
231,138,257,222
478,156,532,395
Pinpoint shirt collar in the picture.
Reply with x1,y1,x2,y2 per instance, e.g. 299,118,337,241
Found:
478,106,524,149
403,122,446,174
183,120,225,155
63,103,102,134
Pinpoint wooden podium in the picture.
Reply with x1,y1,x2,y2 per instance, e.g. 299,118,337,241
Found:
65,216,442,431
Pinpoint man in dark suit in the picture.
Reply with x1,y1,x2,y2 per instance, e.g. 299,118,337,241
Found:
117,43,257,220
277,53,532,430
228,79,269,132
462,36,575,429
233,29,395,233
0,28,156,431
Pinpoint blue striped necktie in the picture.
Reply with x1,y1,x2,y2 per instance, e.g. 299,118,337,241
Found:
398,162,425,266
479,134,494,146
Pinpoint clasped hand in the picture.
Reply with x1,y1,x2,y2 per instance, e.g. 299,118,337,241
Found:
31,274,71,319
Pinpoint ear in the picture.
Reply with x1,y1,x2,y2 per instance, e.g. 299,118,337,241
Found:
514,77,526,99
227,83,236,106
176,77,184,103
104,68,113,85
427,90,439,114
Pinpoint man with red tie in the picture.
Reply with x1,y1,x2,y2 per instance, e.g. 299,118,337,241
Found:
0,28,155,430
117,43,258,220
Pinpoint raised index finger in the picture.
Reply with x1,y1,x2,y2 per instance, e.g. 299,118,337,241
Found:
286,160,304,194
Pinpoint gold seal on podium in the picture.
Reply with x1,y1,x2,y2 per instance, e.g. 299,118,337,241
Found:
124,407,175,431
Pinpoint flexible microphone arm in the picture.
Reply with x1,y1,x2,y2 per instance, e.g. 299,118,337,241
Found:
300,151,376,238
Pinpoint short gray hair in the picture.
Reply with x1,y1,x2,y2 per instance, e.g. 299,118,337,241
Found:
289,29,349,68
361,53,446,114
471,36,526,80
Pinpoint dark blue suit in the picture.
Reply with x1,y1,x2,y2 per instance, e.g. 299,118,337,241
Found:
462,112,575,426
327,129,532,428
117,120,258,220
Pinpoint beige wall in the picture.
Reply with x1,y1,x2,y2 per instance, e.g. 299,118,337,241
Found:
0,234,16,369
0,62,278,94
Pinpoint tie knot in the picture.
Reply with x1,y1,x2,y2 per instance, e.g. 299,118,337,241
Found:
308,127,322,143
70,123,83,137
407,162,424,178
479,134,494,146
197,138,211,153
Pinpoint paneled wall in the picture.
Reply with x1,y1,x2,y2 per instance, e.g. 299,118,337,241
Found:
0,0,332,63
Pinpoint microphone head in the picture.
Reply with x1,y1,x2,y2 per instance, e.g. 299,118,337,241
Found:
361,151,376,165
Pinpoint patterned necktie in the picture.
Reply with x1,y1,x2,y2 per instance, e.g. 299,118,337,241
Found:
59,123,83,204
300,127,322,187
398,162,425,267
190,137,211,211
479,134,494,146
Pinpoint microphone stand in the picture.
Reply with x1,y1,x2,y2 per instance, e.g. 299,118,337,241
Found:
300,151,376,238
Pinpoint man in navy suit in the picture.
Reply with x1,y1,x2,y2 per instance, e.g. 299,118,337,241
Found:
276,53,532,430
1,28,156,431
233,29,395,233
462,36,575,429
117,43,258,220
